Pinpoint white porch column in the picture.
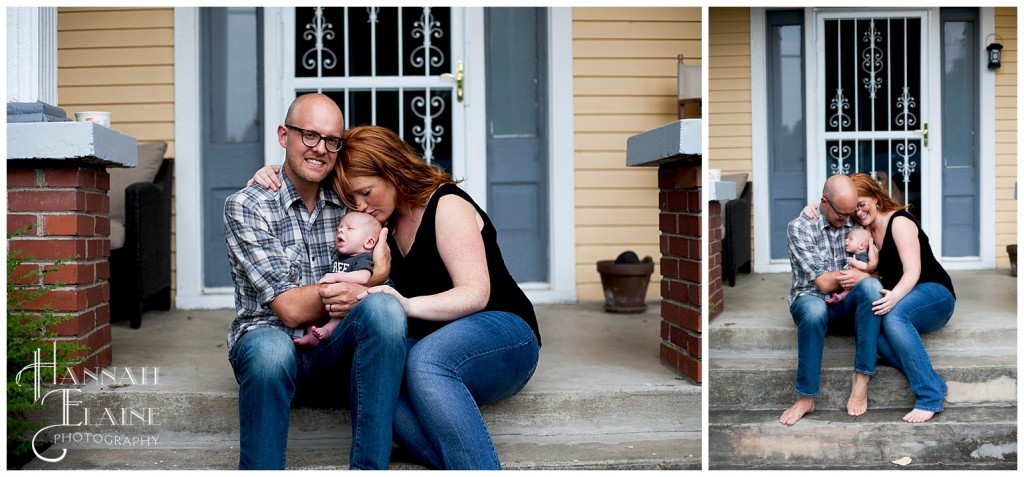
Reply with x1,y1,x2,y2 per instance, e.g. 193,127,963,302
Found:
7,7,58,105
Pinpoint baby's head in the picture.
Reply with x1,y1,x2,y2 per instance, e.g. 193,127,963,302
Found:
335,211,383,255
845,228,871,254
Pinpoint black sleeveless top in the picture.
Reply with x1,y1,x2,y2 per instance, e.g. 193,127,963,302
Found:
387,184,542,345
875,210,955,297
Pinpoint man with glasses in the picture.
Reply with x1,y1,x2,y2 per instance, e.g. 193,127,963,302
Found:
780,174,883,425
223,93,407,468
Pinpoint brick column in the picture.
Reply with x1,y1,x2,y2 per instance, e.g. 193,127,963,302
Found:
657,159,701,383
708,200,724,320
7,163,113,372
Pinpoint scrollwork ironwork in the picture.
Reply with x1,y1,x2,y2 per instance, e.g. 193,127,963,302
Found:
410,7,445,71
411,92,446,163
861,20,884,99
301,7,338,73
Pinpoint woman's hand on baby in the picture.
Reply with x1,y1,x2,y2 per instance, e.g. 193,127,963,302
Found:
247,164,282,191
801,202,821,220
358,284,411,316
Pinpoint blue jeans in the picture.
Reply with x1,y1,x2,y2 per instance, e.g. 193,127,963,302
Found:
228,293,407,470
790,278,883,397
392,311,540,470
855,282,954,412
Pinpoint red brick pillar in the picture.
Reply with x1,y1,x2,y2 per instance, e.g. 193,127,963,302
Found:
7,163,113,373
657,160,701,383
708,201,724,320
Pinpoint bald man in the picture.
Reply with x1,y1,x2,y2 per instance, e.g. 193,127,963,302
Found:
781,174,883,425
224,93,405,469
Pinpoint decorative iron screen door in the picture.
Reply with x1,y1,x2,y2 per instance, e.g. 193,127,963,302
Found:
817,12,930,216
286,7,464,175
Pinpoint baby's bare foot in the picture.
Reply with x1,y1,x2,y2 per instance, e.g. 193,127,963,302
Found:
847,373,869,416
311,325,331,341
780,397,815,426
293,332,321,348
902,408,935,423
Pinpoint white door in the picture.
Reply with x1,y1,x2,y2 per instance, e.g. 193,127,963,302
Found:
811,11,937,237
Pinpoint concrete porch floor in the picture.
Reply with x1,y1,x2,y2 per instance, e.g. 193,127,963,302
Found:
107,301,690,396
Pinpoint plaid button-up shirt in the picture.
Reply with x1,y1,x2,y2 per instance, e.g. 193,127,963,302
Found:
787,212,856,305
223,171,346,351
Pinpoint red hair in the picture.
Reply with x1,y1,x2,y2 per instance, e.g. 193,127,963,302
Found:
849,173,905,213
330,125,460,214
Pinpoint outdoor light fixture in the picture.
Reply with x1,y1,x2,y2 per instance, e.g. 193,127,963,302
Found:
986,34,1003,70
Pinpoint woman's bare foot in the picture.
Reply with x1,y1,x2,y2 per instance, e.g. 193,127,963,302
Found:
902,408,936,423
780,397,815,425
847,372,869,416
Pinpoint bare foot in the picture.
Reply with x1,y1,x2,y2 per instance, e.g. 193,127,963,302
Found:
902,408,936,423
293,331,321,348
847,373,869,416
780,397,815,425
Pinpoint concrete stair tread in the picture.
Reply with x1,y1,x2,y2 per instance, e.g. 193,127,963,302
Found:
709,406,1017,470
709,350,1017,369
25,432,701,470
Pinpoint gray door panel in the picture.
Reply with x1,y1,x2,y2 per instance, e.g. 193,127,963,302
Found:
202,7,265,288
485,8,549,282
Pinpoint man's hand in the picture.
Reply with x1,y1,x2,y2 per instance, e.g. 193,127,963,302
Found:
319,282,368,319
837,268,870,290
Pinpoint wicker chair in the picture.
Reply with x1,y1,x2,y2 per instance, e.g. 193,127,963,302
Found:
722,181,752,287
108,158,173,328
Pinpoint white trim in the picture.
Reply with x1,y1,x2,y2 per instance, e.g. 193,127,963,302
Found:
530,7,576,304
264,8,288,167
461,7,488,206
750,8,787,273
974,7,997,268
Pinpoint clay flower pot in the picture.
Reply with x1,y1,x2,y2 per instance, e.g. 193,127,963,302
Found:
597,252,654,313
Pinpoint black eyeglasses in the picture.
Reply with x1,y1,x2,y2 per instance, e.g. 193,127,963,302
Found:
824,197,857,220
285,124,343,152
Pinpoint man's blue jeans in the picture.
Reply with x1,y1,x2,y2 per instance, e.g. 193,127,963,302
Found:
392,311,540,470
228,293,407,469
855,282,954,412
790,278,882,397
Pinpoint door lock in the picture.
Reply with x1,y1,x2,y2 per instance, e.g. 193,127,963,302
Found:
441,60,464,103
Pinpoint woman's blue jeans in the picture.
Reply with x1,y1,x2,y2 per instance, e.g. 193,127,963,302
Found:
790,278,883,397
392,311,540,470
228,293,408,470
854,282,955,412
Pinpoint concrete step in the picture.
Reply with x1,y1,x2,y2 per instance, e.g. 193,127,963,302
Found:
710,352,1016,410
25,434,700,470
19,303,702,470
710,313,1017,353
25,388,701,470
709,406,1017,470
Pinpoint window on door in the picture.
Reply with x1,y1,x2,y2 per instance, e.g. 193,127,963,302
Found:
291,7,456,173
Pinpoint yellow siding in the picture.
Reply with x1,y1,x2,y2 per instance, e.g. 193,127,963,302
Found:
572,7,702,302
56,7,178,305
994,7,1017,270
